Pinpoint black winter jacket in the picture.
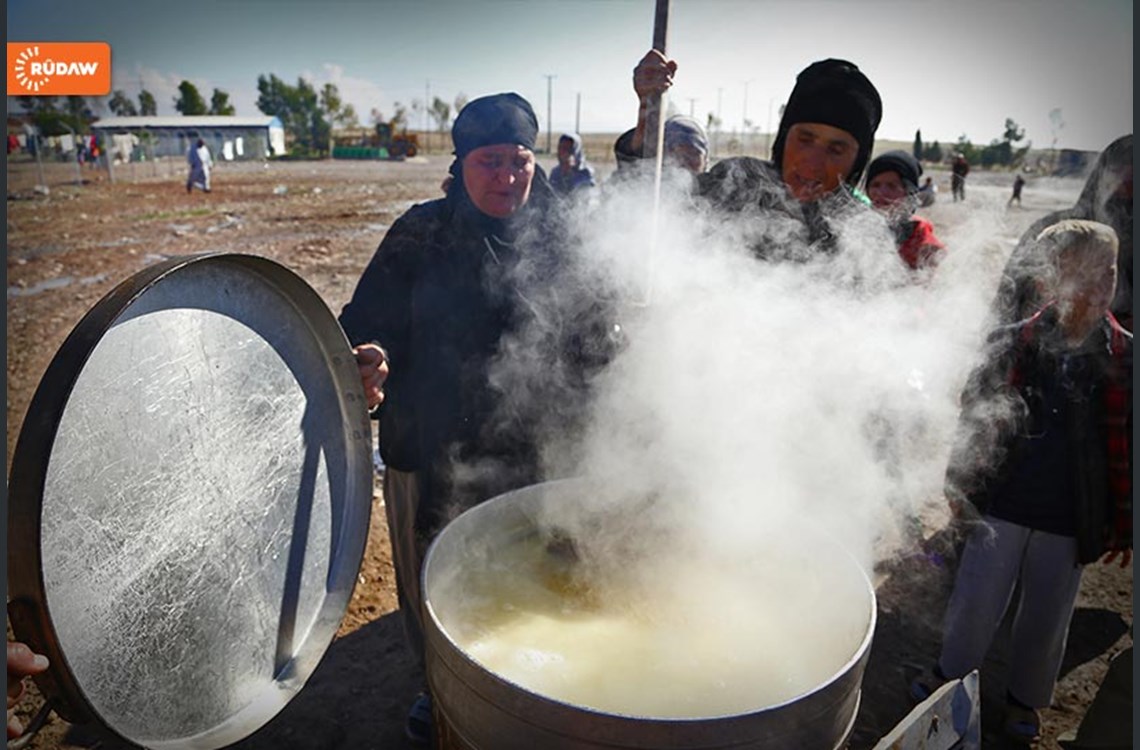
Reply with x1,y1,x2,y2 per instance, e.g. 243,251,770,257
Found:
339,171,616,535
945,308,1133,563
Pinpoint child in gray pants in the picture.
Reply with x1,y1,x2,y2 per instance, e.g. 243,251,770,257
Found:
912,219,1133,743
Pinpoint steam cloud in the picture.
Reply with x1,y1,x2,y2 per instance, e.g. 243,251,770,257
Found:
486,168,1068,577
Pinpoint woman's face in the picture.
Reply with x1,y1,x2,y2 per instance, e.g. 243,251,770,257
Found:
867,170,908,210
462,144,536,218
666,142,707,175
557,138,576,169
781,122,859,202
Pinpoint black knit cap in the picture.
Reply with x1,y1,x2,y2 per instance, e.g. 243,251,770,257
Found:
771,59,883,186
451,92,539,158
866,150,923,192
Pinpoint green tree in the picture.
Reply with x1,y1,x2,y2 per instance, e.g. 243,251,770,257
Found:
1002,117,1029,167
429,96,451,137
923,140,943,163
391,101,408,131
978,118,1028,168
913,129,923,162
63,96,95,128
209,88,236,115
108,90,138,116
138,89,157,116
453,92,469,117
1002,118,1025,145
256,73,330,157
16,95,93,135
174,81,208,115
319,83,358,155
320,83,358,128
979,139,1008,168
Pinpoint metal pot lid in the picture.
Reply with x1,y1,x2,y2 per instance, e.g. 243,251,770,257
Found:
7,253,374,749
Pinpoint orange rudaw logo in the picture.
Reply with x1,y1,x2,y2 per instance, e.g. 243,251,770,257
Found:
7,42,111,95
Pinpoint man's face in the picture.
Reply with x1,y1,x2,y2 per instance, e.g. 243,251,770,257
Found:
867,170,908,210
781,122,859,202
462,144,536,218
557,138,576,170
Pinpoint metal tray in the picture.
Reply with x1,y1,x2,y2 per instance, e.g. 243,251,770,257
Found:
8,253,373,749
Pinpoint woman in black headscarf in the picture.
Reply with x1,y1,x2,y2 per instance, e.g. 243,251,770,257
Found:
339,92,611,744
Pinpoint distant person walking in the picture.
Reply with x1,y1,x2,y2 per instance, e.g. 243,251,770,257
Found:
1008,173,1026,207
951,152,969,202
186,138,212,193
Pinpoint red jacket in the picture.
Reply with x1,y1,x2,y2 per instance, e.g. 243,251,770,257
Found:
897,216,945,270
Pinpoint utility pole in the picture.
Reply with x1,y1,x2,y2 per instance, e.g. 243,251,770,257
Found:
716,87,723,158
544,74,556,153
575,92,581,135
424,79,430,153
742,79,754,154
765,98,774,159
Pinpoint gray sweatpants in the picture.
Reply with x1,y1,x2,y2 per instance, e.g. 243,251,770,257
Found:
939,515,1084,708
384,467,428,676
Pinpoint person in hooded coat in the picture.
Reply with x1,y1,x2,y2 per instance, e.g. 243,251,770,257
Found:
993,134,1132,330
549,132,597,194
865,149,946,271
613,110,710,177
339,92,615,745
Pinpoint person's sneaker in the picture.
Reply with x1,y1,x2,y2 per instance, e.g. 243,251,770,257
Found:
1003,703,1041,744
908,664,949,702
404,691,432,746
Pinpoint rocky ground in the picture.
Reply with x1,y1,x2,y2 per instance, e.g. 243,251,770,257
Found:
6,154,1131,749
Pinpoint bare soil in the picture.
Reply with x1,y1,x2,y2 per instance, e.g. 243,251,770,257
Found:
6,155,1131,749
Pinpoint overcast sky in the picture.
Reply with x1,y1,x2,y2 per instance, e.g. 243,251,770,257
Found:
7,0,1133,152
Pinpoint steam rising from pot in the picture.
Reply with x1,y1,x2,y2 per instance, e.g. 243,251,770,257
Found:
489,168,1027,575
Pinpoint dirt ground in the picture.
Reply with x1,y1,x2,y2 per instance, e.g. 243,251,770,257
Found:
5,153,1132,749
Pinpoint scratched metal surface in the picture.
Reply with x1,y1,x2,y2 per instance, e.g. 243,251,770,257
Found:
38,260,367,748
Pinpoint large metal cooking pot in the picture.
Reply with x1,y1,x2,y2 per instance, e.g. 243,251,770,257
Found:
423,478,876,750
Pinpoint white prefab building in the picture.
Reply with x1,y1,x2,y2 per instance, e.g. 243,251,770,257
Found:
91,115,286,163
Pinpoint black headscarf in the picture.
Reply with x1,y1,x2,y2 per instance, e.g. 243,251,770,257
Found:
770,59,883,187
451,92,539,159
866,150,923,193
443,92,555,238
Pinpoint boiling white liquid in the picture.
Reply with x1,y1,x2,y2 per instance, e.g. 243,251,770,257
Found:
432,536,870,718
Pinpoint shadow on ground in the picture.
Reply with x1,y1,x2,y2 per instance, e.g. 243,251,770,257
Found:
60,612,423,750
850,526,1128,749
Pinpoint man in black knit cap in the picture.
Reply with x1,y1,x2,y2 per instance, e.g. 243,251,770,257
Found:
620,51,885,260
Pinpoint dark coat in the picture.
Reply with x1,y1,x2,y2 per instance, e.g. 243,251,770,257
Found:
694,156,880,261
339,169,615,534
945,308,1132,563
